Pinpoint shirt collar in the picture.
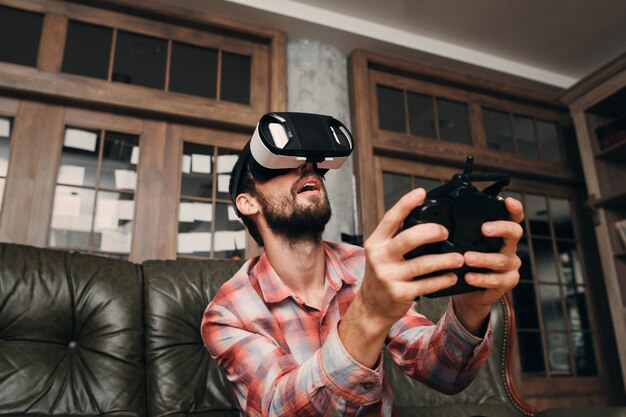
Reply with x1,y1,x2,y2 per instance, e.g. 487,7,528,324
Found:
253,242,358,304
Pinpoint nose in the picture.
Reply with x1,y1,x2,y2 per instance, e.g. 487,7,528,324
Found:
298,162,316,173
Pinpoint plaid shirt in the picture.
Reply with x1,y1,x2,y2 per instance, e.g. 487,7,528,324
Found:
201,242,492,416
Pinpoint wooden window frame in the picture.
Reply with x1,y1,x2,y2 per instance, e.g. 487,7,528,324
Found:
350,49,615,409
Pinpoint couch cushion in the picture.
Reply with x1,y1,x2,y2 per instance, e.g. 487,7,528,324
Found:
143,258,244,417
0,243,144,416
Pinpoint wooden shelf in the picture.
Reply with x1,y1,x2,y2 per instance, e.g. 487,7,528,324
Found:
597,138,626,162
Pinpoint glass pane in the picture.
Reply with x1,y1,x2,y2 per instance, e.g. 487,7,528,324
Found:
437,98,470,144
0,178,5,210
512,282,539,329
518,331,545,373
514,115,538,158
414,177,441,194
62,20,112,80
534,238,559,283
100,131,139,191
407,92,435,138
213,203,246,259
177,198,212,257
525,194,550,236
49,185,95,250
170,41,217,98
558,241,585,286
59,128,101,188
537,120,561,162
93,191,134,253
181,143,214,198
546,332,571,375
484,109,514,153
215,149,239,200
550,198,574,239
565,286,590,331
572,331,597,376
220,51,251,104
383,172,411,211
0,117,11,177
113,30,167,89
0,5,43,67
540,284,565,330
518,236,533,280
377,85,406,133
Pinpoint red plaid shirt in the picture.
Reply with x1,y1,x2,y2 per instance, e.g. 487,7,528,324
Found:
201,242,492,416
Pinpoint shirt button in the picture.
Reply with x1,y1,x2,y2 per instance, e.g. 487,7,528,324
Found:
362,382,376,391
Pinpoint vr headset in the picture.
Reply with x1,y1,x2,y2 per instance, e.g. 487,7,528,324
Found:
230,112,354,215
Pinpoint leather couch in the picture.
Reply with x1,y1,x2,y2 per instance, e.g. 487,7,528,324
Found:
1,242,624,417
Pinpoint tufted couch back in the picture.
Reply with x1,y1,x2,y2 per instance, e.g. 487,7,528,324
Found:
0,242,527,417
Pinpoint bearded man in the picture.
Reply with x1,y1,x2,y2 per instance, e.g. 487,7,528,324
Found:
201,133,523,416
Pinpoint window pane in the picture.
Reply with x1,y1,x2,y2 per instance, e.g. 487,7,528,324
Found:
377,85,406,133
216,149,239,200
512,282,539,329
113,30,167,89
546,332,571,375
525,194,550,236
0,5,43,67
220,51,251,104
177,198,212,257
572,331,597,376
534,238,559,283
514,115,538,158
62,20,112,80
383,172,411,211
484,109,514,153
407,92,435,138
100,131,139,191
59,128,101,188
565,286,590,331
0,117,11,177
437,98,470,144
49,185,95,250
537,120,561,162
213,203,246,259
169,41,217,98
414,177,441,193
518,331,545,373
558,241,585,286
550,198,574,239
181,143,214,199
93,191,134,253
540,284,565,330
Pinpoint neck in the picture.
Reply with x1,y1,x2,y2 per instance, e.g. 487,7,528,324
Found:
264,234,326,308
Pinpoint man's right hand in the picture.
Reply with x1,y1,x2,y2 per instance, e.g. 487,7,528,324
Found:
338,188,463,368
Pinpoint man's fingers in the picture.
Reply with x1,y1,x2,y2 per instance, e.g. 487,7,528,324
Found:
401,252,464,281
401,273,458,299
464,251,521,272
370,188,426,241
482,220,523,253
505,197,524,223
386,222,449,258
464,269,520,292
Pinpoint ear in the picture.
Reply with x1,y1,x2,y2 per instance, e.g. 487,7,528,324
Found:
235,193,260,216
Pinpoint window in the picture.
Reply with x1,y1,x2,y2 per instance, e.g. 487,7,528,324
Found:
177,142,245,259
0,5,43,67
60,20,252,104
483,108,563,162
0,117,11,212
49,127,139,258
376,84,471,144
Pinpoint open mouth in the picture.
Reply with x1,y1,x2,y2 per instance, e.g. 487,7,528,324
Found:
296,177,321,194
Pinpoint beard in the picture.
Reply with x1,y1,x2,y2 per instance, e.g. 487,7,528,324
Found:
256,174,331,244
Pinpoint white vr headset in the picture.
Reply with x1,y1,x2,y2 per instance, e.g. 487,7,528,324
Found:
230,112,354,213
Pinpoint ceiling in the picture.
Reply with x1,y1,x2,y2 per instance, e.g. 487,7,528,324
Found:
158,0,626,90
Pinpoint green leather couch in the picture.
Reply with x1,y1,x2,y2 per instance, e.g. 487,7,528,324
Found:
0,242,624,417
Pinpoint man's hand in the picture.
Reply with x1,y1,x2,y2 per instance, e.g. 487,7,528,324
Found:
452,197,524,335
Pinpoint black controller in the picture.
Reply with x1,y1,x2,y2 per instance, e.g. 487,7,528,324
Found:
402,156,510,298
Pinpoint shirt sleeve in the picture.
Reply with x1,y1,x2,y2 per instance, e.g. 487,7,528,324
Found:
202,302,384,417
386,298,493,394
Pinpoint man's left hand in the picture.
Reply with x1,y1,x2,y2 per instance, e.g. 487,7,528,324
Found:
452,197,524,335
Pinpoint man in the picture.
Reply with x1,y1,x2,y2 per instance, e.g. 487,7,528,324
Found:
201,136,523,416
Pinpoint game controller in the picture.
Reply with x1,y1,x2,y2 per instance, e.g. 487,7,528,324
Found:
402,156,510,298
